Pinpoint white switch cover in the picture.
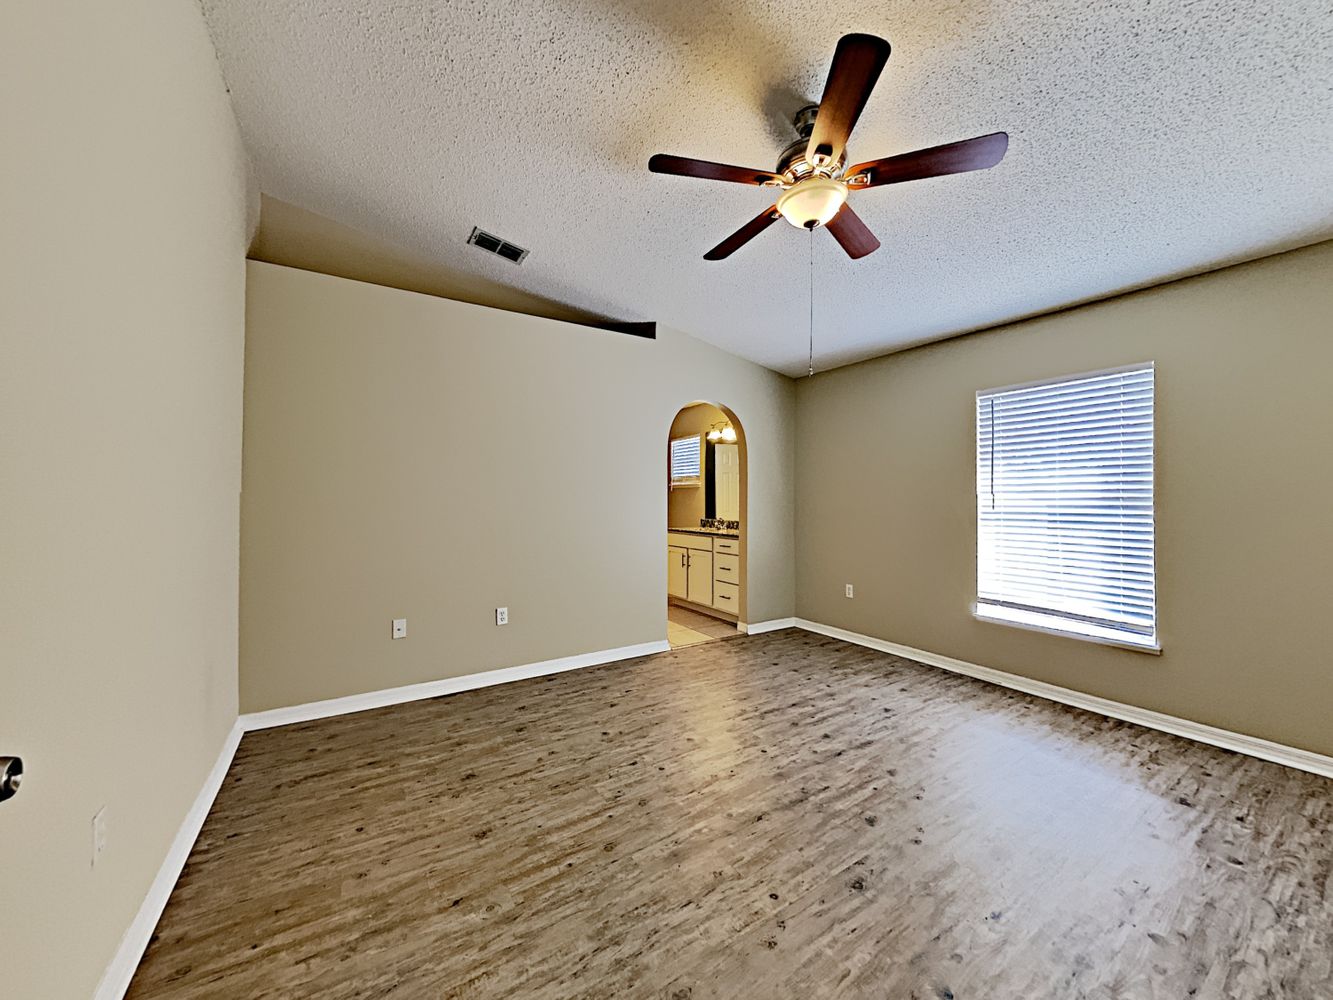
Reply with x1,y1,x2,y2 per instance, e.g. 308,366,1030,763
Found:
495,607,509,626
845,584,854,598
391,618,407,639
92,807,108,867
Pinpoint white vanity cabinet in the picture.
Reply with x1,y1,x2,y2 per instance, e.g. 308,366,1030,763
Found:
686,548,713,607
667,531,739,615
667,545,689,599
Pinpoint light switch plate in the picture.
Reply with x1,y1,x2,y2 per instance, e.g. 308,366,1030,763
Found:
845,584,854,598
495,607,509,626
391,618,407,639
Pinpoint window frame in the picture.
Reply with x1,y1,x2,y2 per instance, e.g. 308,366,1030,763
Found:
973,363,1160,654
669,433,703,488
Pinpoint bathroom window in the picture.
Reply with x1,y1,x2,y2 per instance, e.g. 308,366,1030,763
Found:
975,364,1157,651
669,434,702,487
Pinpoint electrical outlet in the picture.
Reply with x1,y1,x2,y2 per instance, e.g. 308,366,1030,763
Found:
391,618,407,639
845,584,854,598
495,607,509,626
92,807,107,867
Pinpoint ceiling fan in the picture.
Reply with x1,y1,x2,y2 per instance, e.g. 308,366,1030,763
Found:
648,33,1008,261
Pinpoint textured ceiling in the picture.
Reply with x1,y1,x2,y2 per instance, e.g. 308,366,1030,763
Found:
202,0,1333,375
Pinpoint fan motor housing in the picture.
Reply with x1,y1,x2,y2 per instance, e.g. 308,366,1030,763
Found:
776,105,846,181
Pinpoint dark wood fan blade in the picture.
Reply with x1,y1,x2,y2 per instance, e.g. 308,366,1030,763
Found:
649,154,783,186
845,132,1009,189
805,34,892,168
703,206,781,260
825,204,880,259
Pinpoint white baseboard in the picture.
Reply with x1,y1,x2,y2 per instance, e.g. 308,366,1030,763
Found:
95,620,1328,999
96,638,670,997
239,639,671,731
94,720,244,1000
741,617,797,636
794,619,1333,779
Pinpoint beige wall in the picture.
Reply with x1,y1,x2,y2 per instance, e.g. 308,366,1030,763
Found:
0,1,251,996
795,241,1333,757
240,262,795,712
667,402,730,527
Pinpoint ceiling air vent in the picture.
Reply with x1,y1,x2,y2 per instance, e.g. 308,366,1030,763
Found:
467,226,529,264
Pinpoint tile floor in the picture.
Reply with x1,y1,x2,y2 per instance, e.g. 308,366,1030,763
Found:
667,603,740,648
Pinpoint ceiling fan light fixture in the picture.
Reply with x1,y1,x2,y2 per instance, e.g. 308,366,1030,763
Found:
775,175,848,229
648,34,1006,261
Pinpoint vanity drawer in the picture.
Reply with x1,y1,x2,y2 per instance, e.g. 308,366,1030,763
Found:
714,556,740,584
668,532,713,551
713,581,739,611
714,538,740,556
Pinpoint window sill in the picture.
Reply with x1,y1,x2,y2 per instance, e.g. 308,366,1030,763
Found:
973,604,1161,655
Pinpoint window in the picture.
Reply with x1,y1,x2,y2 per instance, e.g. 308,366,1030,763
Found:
669,434,702,487
975,364,1157,650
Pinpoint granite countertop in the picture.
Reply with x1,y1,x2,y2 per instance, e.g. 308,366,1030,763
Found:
668,526,741,539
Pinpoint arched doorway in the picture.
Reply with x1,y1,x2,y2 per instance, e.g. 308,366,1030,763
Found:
665,402,747,649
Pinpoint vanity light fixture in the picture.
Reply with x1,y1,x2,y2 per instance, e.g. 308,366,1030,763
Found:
707,422,737,443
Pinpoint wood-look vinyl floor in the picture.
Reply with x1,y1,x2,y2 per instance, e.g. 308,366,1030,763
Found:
127,630,1333,1000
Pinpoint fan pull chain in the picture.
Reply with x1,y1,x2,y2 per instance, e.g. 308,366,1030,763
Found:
808,229,815,377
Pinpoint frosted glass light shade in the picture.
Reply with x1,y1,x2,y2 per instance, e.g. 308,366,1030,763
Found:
776,176,848,229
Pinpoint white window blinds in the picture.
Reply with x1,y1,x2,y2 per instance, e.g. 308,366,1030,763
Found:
670,435,702,486
976,365,1157,649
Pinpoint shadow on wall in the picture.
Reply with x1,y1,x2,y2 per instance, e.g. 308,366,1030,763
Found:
248,195,654,337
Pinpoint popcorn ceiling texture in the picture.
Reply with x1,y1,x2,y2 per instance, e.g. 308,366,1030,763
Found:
201,0,1333,375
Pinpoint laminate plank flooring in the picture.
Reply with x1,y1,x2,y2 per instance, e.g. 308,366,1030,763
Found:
127,630,1333,999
